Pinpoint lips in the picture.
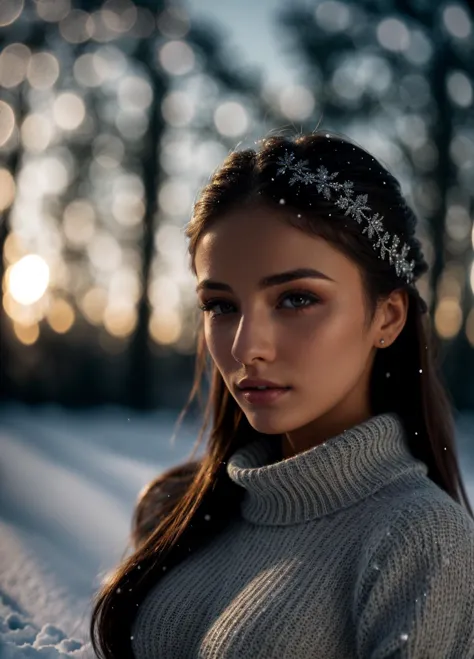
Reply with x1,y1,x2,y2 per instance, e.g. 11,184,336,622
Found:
237,378,289,390
242,386,290,390
238,387,292,405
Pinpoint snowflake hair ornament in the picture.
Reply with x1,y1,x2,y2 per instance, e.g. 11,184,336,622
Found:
275,151,416,285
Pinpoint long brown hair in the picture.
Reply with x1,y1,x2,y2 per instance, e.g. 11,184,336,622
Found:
90,131,473,658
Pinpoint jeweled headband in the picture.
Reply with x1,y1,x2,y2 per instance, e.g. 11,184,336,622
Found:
275,151,416,285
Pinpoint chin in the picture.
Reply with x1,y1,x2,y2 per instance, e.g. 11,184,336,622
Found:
243,412,292,436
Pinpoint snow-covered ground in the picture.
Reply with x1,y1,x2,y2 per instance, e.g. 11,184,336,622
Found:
0,401,473,657
0,402,201,658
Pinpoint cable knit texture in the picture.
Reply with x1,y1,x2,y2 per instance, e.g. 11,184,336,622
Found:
131,412,474,658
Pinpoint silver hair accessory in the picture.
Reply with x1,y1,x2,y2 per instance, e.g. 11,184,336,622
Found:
275,151,416,284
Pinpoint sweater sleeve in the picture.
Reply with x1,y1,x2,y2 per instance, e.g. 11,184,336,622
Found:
354,495,474,659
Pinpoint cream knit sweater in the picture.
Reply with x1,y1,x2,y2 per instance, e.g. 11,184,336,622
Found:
131,412,474,658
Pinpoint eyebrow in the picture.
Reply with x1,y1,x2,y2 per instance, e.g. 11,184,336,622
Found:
195,267,336,293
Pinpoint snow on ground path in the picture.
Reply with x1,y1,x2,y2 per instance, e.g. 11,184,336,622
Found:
0,402,199,657
0,518,95,658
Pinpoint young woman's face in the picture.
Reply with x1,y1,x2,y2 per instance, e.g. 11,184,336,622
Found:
194,202,383,448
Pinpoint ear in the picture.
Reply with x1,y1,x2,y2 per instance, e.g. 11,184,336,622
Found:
374,289,409,348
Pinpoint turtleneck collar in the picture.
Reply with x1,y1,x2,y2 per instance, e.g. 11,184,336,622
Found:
226,412,429,526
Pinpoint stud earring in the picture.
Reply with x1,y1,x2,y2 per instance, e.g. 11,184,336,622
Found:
380,338,385,345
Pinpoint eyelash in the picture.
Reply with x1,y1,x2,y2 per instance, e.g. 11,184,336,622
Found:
198,290,321,319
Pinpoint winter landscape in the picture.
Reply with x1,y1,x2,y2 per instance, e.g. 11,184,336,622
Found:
1,403,474,657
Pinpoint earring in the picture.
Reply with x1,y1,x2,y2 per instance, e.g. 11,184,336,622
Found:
379,339,385,346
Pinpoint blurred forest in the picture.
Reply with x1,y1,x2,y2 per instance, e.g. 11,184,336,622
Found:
1,0,474,411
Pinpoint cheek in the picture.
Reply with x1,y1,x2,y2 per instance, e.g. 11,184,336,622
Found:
292,315,368,373
204,325,231,367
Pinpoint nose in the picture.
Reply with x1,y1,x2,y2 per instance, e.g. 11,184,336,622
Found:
231,313,276,365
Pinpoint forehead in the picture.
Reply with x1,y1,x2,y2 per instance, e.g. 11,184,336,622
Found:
194,204,358,285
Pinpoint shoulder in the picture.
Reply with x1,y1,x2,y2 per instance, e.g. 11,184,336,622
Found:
353,483,474,657
392,482,474,544
359,481,474,576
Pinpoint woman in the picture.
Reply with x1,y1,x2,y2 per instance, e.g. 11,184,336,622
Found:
90,132,474,658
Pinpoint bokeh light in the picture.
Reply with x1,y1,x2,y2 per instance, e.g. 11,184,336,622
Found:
21,114,54,152
53,93,86,130
101,0,138,34
161,91,195,127
0,43,30,88
158,180,193,216
443,4,472,39
115,110,149,140
59,9,93,43
63,200,96,246
0,0,24,27
92,134,125,169
94,45,127,80
74,53,107,87
27,52,60,89
148,275,181,311
13,321,40,346
112,192,145,227
447,71,473,108
314,1,351,32
377,18,410,52
446,205,472,242
158,40,194,76
403,29,433,66
279,85,315,121
157,6,190,39
46,297,75,334
435,297,463,339
103,302,137,338
118,76,153,111
87,233,122,272
80,287,108,326
214,101,249,136
0,169,16,210
7,255,50,305
0,102,16,148
36,0,71,23
149,309,182,345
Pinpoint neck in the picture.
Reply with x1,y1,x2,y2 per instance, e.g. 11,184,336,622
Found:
282,404,374,460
